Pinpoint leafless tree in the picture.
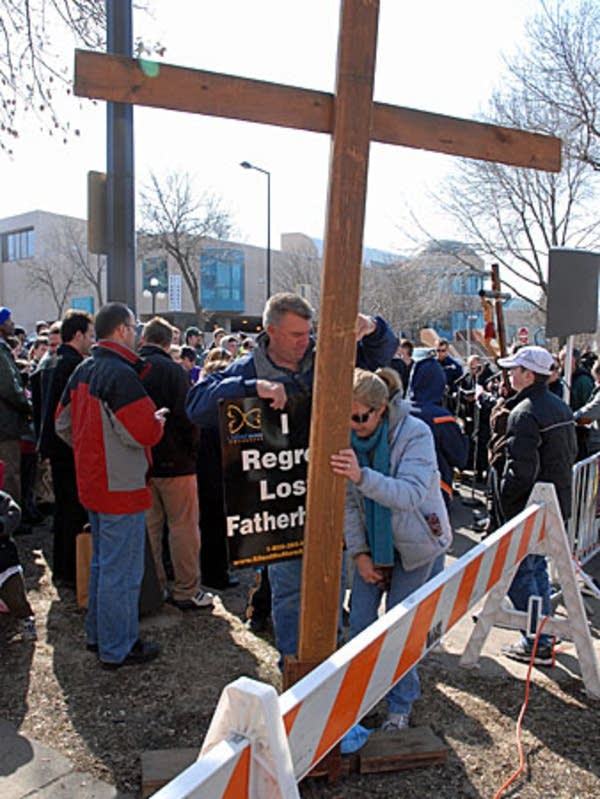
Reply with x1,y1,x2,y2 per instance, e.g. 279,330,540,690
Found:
429,86,600,311
26,218,90,317
272,246,323,313
394,2,600,311
60,219,105,307
359,253,478,339
0,0,160,154
508,0,600,170
139,171,235,324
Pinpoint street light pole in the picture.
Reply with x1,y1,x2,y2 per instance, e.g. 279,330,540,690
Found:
149,276,159,316
466,314,478,360
240,161,271,299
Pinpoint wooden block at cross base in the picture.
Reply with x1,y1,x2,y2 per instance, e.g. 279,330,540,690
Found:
358,726,448,774
141,748,199,798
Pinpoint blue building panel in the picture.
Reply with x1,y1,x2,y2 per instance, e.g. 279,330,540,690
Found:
201,248,245,312
71,296,95,314
451,273,484,295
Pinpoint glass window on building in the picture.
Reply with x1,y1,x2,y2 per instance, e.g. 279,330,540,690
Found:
142,257,168,291
2,228,35,262
200,249,245,312
451,272,484,296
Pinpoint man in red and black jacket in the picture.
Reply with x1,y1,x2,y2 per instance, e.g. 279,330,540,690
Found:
56,302,165,670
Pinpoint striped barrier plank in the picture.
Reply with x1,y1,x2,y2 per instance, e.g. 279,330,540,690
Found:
154,484,600,798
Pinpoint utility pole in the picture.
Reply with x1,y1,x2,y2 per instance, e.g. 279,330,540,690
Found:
106,0,136,309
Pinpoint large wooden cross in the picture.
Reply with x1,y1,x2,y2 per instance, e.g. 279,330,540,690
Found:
75,1,560,670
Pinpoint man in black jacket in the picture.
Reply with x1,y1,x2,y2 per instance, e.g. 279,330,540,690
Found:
496,345,577,665
34,310,94,585
140,317,213,611
0,307,32,505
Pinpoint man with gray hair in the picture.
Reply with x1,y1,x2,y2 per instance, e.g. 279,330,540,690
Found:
186,292,398,663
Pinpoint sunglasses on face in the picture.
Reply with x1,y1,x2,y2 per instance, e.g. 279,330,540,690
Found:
351,408,376,424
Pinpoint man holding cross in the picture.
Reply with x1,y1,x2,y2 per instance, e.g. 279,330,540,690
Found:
75,0,561,684
186,292,397,662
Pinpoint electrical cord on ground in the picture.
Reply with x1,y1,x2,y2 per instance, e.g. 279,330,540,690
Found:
492,615,551,799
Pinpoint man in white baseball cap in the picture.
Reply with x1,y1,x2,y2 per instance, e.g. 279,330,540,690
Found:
494,344,577,665
497,345,554,376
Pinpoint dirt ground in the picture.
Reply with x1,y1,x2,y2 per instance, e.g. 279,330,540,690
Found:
1,486,600,799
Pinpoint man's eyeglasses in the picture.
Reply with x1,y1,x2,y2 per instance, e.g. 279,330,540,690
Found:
436,347,447,353
351,408,376,424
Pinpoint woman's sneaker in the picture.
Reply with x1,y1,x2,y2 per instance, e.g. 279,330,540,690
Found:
169,590,214,611
381,712,409,732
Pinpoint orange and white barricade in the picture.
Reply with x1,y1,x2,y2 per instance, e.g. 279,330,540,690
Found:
153,483,600,799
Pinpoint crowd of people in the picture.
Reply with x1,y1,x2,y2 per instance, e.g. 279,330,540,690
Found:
0,295,585,730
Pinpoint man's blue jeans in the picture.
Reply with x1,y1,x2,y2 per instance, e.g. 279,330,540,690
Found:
269,556,345,667
508,554,553,648
86,510,146,663
349,553,439,716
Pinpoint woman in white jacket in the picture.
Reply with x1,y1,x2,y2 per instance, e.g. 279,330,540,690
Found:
331,367,451,732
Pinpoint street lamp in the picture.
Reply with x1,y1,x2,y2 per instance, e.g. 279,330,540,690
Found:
240,160,271,299
149,276,160,315
466,314,478,360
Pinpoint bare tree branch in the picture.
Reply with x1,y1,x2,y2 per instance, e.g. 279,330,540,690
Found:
26,217,90,317
0,0,160,153
139,171,236,324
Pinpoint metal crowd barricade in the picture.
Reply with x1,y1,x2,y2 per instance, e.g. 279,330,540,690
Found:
568,452,600,565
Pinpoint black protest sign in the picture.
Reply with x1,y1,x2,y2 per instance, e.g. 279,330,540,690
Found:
218,394,311,567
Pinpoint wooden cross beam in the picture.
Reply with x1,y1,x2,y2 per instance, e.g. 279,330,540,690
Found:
74,1,561,669
74,54,560,172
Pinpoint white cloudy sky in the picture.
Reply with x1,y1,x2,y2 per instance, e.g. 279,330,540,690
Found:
2,0,543,254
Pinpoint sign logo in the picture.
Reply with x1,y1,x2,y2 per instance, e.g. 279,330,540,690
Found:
227,404,262,435
224,401,264,444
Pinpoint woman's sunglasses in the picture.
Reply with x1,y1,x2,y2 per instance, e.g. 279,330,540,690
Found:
351,408,376,424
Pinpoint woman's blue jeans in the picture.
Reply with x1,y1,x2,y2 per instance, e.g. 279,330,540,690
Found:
349,553,438,716
86,510,146,663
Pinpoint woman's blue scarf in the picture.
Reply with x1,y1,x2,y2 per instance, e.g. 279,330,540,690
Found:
351,415,394,566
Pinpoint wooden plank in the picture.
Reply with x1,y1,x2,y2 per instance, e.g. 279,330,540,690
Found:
491,264,508,358
297,0,379,663
374,101,561,171
358,726,448,774
74,49,561,172
140,748,199,798
74,50,333,131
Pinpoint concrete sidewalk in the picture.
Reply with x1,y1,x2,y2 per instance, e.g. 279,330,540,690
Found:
0,720,131,799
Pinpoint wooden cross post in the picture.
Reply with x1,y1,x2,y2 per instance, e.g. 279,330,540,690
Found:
74,0,561,684
491,263,508,359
